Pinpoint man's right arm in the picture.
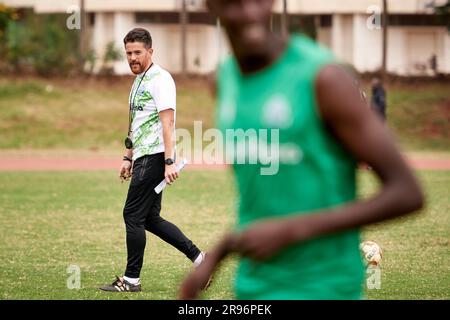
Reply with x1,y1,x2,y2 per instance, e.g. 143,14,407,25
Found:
119,149,133,181
124,148,133,160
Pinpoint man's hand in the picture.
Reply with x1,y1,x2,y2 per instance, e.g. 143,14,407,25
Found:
165,163,179,184
119,161,132,182
179,233,237,300
179,256,215,300
231,219,294,261
178,220,293,300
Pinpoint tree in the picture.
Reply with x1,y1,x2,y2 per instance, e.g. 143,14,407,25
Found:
0,4,18,69
434,0,450,32
100,41,122,76
381,0,388,83
281,0,288,39
79,0,87,61
180,0,188,77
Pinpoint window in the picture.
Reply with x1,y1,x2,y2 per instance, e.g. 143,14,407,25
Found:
135,12,215,25
389,14,446,26
89,12,95,26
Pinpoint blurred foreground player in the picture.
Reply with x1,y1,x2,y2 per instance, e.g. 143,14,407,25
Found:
180,0,424,299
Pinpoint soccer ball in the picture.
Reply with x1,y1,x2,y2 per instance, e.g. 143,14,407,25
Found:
360,241,383,266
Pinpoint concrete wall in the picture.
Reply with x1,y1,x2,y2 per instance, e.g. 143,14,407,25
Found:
444,32,450,74
352,13,381,72
317,27,331,49
5,0,449,76
90,12,230,75
331,14,354,64
327,13,449,75
134,23,229,75
404,27,449,75
91,10,450,76
273,0,447,14
7,0,447,14
91,12,114,73
4,0,193,13
110,13,136,75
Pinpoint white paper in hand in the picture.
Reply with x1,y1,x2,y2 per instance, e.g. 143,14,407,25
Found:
154,158,188,194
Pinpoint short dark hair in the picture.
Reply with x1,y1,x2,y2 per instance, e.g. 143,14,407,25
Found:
123,28,152,48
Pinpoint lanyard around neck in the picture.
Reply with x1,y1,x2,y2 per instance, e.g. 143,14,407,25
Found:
127,62,153,137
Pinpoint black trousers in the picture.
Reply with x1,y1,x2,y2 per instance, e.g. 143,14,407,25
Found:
123,152,201,278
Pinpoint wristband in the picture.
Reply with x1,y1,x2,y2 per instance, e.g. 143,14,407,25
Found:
123,156,132,162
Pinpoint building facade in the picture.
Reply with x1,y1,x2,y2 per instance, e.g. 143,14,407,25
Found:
4,0,450,75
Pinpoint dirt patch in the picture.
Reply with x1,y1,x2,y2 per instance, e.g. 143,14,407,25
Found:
421,99,450,139
439,99,450,122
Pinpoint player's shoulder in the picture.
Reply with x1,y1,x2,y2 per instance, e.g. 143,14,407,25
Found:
217,56,240,84
150,64,173,80
149,65,175,88
217,56,235,74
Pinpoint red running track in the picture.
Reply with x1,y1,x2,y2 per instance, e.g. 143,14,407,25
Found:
0,157,448,171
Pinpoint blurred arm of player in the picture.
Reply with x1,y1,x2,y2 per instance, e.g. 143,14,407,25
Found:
228,65,425,261
179,65,425,299
119,148,133,182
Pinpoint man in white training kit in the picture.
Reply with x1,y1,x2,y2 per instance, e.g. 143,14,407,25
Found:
100,28,206,292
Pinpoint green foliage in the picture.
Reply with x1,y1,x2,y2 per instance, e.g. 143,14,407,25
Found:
4,20,27,70
84,47,98,74
434,0,450,31
0,4,18,62
28,15,80,75
1,9,80,75
100,41,123,76
0,4,17,33
103,41,122,63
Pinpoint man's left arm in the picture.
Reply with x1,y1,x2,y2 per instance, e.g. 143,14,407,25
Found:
152,71,178,184
160,109,178,184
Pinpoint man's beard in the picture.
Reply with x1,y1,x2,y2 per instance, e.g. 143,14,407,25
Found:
130,62,143,74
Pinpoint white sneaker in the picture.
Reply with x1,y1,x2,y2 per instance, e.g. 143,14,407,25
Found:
194,252,212,290
193,252,205,268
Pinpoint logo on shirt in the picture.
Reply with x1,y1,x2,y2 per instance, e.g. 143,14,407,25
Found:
261,95,293,129
131,105,144,111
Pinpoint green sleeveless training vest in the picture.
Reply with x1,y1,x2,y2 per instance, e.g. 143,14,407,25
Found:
216,35,365,299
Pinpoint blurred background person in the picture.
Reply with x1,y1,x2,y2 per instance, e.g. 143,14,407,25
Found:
370,77,387,122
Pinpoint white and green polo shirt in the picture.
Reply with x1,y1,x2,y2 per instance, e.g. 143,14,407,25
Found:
129,64,176,161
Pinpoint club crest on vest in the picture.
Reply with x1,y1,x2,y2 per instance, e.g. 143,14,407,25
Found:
261,95,293,129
